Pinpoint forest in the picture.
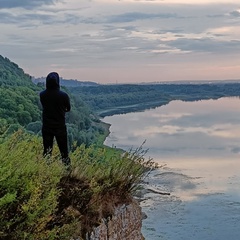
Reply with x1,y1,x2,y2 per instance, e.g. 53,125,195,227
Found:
68,82,240,117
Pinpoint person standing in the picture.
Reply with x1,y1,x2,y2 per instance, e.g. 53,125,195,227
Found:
40,72,71,166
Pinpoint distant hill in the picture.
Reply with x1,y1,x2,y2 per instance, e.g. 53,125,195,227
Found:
32,77,99,87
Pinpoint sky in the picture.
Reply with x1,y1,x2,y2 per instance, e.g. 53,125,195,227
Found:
1,0,240,84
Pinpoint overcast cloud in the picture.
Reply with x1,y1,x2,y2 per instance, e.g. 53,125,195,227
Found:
0,0,62,9
1,0,240,83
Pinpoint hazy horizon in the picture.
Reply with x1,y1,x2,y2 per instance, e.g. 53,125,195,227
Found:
34,76,240,85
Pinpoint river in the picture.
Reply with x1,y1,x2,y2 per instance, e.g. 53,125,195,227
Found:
103,97,240,240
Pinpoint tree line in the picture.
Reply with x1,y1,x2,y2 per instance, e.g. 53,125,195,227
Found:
68,82,240,117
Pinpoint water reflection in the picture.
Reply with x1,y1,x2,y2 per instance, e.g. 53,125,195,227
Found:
103,97,240,240
104,97,240,159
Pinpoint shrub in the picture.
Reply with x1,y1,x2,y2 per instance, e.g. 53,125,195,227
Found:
0,131,157,239
65,142,157,237
0,131,63,239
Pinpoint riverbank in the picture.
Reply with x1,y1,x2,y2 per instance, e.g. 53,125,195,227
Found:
97,99,170,117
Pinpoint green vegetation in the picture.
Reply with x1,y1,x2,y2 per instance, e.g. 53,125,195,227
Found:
0,56,41,132
0,56,33,87
68,82,240,117
0,56,157,238
0,55,105,147
0,131,156,239
69,84,171,116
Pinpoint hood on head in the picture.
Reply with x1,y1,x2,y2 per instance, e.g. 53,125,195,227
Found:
46,72,60,90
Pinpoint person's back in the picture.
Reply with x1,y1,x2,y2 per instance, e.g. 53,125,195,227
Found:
40,72,71,166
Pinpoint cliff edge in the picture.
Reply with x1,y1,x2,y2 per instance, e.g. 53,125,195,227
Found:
87,200,144,240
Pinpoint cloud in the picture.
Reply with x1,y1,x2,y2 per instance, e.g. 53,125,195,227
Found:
1,0,240,82
106,12,179,23
0,0,61,9
0,11,58,27
229,10,240,18
168,37,240,54
132,121,240,142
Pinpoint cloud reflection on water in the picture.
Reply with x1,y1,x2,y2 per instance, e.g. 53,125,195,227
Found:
133,123,240,138
104,97,240,159
104,97,240,240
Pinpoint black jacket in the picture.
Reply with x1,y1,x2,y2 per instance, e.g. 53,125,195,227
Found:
40,72,71,129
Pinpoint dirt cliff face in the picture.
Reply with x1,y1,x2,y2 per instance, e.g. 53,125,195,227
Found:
87,200,144,240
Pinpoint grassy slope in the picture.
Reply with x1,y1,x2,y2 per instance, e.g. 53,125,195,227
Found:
0,131,156,239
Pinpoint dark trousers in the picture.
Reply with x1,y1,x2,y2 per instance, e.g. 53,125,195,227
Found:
42,126,70,166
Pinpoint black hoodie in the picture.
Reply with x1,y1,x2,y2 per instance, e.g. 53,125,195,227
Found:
40,72,71,129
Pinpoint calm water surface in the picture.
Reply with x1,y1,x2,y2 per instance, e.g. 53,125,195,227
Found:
103,97,240,240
